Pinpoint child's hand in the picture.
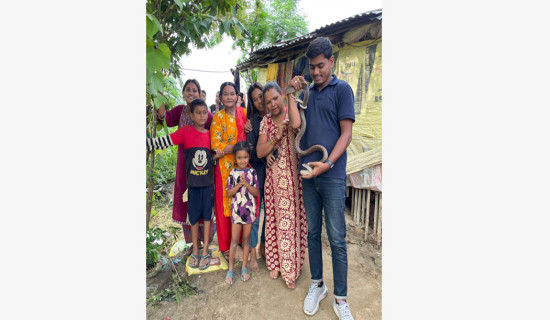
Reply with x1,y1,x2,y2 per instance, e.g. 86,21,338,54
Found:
239,173,248,187
214,148,224,159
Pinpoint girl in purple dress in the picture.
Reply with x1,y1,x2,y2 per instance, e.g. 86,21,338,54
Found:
225,141,259,284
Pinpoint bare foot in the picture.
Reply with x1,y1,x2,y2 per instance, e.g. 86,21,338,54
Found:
286,281,295,289
250,258,259,272
222,250,230,261
269,270,279,279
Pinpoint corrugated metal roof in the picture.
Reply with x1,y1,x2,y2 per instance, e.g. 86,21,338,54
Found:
237,9,382,70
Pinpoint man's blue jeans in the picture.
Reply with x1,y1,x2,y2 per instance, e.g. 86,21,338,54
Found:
302,176,348,299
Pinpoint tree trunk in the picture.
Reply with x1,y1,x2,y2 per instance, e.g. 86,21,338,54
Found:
146,108,158,228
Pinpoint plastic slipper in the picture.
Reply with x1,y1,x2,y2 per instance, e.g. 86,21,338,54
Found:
241,267,251,282
198,253,212,270
226,270,234,285
189,254,200,269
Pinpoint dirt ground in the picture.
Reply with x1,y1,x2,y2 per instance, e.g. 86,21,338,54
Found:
146,184,381,320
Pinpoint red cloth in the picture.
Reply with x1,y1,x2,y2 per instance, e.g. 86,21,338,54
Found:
214,165,232,252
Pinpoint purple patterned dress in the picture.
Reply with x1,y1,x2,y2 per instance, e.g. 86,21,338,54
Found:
226,168,258,224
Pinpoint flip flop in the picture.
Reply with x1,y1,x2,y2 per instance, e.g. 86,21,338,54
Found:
226,270,234,285
198,253,212,270
241,267,251,282
184,245,204,257
189,254,200,269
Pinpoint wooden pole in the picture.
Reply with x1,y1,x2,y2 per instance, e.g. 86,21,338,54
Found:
376,193,382,247
373,192,380,238
146,104,158,229
361,188,367,226
364,189,371,241
351,188,357,222
354,189,360,225
359,189,364,225
354,188,360,225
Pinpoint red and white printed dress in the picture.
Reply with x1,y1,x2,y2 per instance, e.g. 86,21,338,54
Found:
260,114,307,285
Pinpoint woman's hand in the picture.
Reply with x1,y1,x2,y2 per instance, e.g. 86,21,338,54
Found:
223,144,234,154
156,103,166,120
276,119,289,140
244,119,252,134
267,151,277,168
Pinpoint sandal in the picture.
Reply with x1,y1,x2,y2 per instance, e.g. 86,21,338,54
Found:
198,253,212,270
241,267,251,282
225,270,234,285
189,254,200,269
184,245,204,257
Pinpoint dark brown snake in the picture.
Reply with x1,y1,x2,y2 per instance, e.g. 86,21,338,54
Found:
285,82,328,175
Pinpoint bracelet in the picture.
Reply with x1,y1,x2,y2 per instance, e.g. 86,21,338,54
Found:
270,136,278,146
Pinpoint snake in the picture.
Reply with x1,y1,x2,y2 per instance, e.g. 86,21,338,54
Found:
285,81,328,176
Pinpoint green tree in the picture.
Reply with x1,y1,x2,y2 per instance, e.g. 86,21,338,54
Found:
146,0,246,227
234,0,308,83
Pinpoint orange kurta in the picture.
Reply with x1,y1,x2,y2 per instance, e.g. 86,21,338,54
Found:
210,108,247,252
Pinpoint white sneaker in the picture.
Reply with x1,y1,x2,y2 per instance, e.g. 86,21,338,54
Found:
333,299,355,320
303,282,328,315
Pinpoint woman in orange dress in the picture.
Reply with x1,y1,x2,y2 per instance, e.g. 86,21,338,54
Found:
256,81,307,289
210,82,247,257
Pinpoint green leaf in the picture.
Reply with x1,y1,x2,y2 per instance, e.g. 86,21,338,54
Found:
148,72,165,96
157,43,171,60
146,14,163,37
146,40,171,75
146,16,159,38
174,0,183,10
152,91,167,107
210,1,218,15
202,18,212,30
222,20,231,34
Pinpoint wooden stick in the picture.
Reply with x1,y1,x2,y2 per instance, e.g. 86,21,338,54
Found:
359,189,364,225
352,188,359,222
354,189,360,225
373,191,380,237
362,188,368,226
355,188,361,225
364,189,371,241
376,193,382,247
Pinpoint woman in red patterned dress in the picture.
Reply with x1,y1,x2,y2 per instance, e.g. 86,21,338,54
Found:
256,81,307,289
